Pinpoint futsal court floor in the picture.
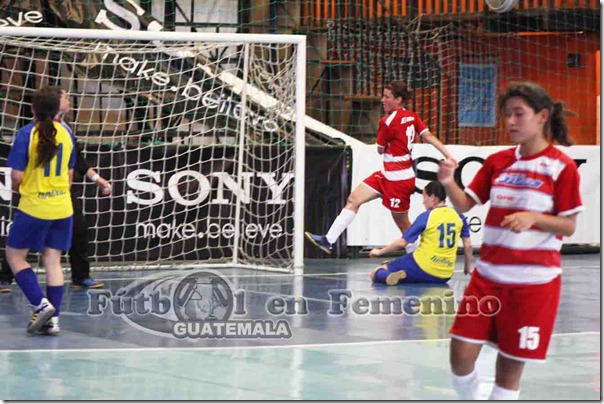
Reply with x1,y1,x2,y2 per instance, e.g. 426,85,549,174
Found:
0,254,600,400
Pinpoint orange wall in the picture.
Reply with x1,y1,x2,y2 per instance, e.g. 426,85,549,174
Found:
457,33,600,145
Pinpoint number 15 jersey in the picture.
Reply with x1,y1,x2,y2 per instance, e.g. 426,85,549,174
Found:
404,206,470,278
7,121,76,220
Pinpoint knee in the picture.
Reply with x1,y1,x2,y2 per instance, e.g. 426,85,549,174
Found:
371,265,390,284
495,356,525,389
41,251,61,268
345,194,361,210
450,344,478,375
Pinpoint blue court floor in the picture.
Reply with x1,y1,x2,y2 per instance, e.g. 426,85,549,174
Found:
0,254,600,400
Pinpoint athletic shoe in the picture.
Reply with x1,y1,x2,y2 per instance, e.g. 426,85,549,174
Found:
304,232,332,254
0,281,11,293
27,298,55,334
71,278,104,289
40,317,60,336
385,271,407,286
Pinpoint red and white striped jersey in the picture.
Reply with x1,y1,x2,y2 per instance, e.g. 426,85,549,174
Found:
466,145,583,284
376,108,429,181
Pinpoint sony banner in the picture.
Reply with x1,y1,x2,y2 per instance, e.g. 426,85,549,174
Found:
0,144,349,261
348,144,600,248
88,145,349,261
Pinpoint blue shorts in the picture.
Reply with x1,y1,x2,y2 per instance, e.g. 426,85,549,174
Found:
7,210,73,252
376,253,450,284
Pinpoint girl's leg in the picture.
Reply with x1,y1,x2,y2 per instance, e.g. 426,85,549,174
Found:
325,184,380,244
7,246,45,306
370,264,407,286
391,210,411,234
41,247,65,319
488,354,524,400
7,246,56,332
450,338,483,400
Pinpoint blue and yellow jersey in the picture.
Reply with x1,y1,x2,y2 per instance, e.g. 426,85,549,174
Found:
403,206,470,279
6,121,76,220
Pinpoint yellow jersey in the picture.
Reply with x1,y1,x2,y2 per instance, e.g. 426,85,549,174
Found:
404,206,470,278
7,121,75,220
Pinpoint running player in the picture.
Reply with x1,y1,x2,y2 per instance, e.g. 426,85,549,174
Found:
306,80,456,254
369,181,472,285
438,82,583,400
6,85,76,335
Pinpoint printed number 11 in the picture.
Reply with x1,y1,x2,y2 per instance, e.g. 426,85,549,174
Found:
44,143,63,177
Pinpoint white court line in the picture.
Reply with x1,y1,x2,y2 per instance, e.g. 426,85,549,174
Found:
0,331,598,354
32,261,600,286
34,272,353,285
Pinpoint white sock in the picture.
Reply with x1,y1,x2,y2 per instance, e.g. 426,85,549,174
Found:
325,209,356,244
489,383,520,400
452,369,481,400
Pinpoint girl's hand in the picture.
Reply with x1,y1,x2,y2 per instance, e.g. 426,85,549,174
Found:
438,159,456,185
501,212,537,233
369,248,383,258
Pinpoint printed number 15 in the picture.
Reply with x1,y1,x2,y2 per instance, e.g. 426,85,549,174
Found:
437,223,456,248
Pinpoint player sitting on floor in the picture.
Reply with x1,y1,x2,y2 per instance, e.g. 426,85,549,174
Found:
369,181,472,285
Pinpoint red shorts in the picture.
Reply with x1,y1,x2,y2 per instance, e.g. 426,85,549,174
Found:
450,270,561,362
362,171,415,213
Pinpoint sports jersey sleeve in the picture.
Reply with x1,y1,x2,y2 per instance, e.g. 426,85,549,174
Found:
6,129,30,171
72,141,86,173
376,116,393,147
403,210,430,243
414,112,429,136
465,155,495,205
459,214,471,238
554,161,583,216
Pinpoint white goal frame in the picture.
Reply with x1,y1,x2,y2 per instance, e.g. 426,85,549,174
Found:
0,26,306,273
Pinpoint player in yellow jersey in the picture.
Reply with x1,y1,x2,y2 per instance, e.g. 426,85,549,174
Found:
6,86,76,334
369,181,473,285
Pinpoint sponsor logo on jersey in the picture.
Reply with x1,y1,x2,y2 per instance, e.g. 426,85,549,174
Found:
494,173,543,188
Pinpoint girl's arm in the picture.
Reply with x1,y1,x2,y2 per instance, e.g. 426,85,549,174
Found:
437,160,476,213
421,131,456,163
501,212,577,237
10,169,23,192
369,237,408,257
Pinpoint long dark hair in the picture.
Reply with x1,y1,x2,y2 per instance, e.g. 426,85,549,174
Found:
385,80,413,102
32,86,61,167
499,81,573,146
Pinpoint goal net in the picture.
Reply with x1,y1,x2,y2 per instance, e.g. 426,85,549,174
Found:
0,27,306,273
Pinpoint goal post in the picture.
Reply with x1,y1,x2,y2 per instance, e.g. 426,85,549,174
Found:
0,27,306,273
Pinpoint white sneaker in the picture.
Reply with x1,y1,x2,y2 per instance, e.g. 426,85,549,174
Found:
27,298,55,334
41,317,60,336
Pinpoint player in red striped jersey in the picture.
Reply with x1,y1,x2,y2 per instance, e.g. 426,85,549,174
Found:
306,80,456,254
438,82,583,400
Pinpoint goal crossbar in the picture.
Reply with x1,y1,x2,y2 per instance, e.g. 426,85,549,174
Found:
0,27,306,273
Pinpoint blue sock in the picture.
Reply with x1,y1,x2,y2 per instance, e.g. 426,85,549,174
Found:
374,268,391,284
46,285,64,317
14,268,44,306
